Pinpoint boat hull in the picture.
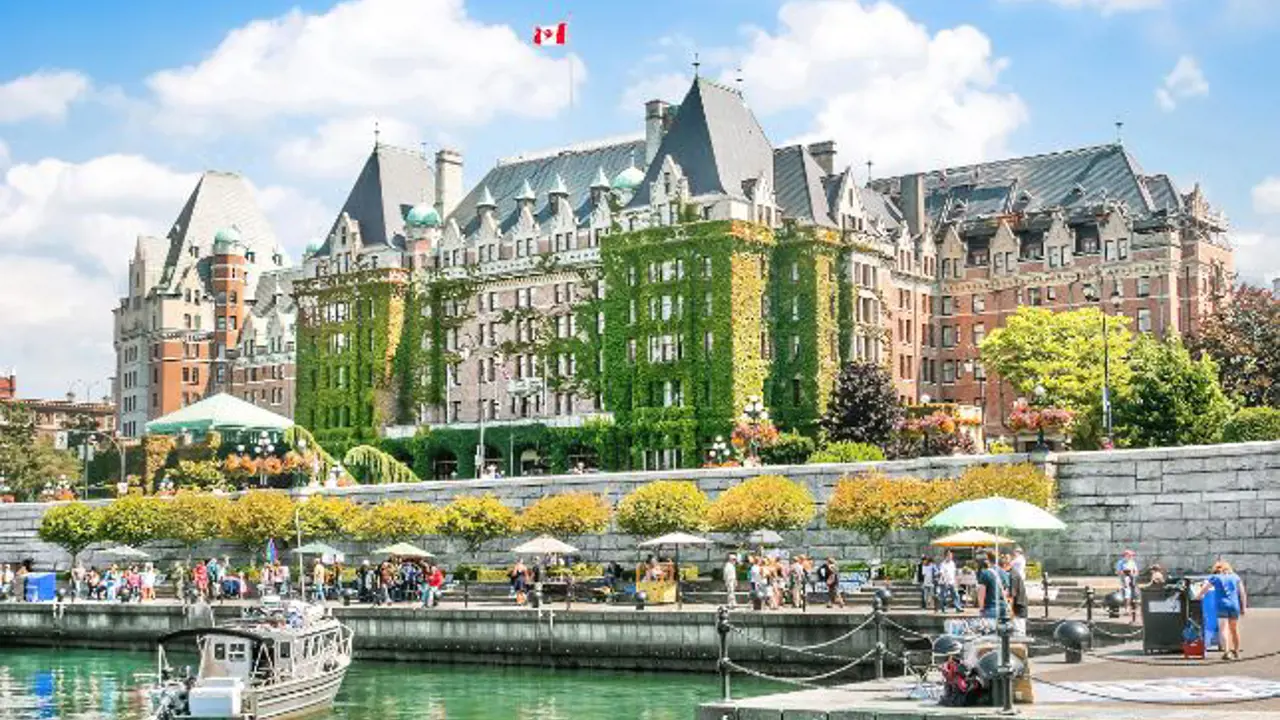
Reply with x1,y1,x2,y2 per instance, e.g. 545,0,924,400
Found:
245,661,349,720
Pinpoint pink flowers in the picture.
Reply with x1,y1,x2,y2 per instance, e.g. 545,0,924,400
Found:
898,411,957,436
1008,398,1074,432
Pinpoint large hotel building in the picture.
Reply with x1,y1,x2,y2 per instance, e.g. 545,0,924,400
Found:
117,76,1232,475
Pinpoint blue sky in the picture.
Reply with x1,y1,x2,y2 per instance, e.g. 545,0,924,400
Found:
0,0,1277,398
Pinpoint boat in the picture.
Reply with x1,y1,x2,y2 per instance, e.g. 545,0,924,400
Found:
150,600,352,719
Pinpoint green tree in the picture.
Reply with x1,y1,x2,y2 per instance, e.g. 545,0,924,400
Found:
0,403,82,500
98,494,169,547
615,481,709,536
1222,406,1280,443
295,495,361,540
819,361,902,445
170,460,225,490
518,492,612,537
436,494,518,555
706,474,815,535
1113,335,1234,448
826,472,949,555
343,445,420,484
224,490,296,552
161,492,231,559
351,500,436,543
807,441,885,464
980,306,1133,442
759,432,816,465
38,502,102,566
1187,285,1280,408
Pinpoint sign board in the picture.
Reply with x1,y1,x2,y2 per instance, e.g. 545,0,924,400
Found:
54,431,68,451
506,377,544,397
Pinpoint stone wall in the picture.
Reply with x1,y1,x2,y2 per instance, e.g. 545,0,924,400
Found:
2,441,1277,604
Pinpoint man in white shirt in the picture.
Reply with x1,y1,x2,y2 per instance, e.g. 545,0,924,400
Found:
1011,547,1027,581
938,551,961,612
723,554,738,608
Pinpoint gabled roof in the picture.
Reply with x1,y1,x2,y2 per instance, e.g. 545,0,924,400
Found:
450,137,643,236
1141,174,1182,212
628,78,774,208
857,186,904,232
319,144,434,254
774,145,836,228
877,144,1161,228
159,171,281,295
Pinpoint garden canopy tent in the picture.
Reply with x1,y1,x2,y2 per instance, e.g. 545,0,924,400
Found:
145,393,293,435
931,529,1015,547
925,496,1066,531
511,536,579,555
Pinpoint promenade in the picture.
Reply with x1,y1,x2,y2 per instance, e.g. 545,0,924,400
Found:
700,608,1280,719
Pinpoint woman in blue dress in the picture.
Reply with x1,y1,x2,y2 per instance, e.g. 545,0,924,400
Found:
1197,560,1248,660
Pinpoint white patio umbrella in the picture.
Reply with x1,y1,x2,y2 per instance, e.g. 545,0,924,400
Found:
638,532,714,607
101,545,150,560
511,536,579,556
373,542,434,558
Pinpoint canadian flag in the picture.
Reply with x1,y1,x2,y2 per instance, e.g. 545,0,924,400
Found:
533,22,567,45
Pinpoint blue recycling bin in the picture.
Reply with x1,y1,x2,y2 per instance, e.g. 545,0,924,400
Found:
24,572,57,602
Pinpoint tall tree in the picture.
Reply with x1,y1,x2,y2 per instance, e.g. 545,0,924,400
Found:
0,403,82,500
980,306,1134,414
1113,335,1234,448
1187,285,1280,408
819,361,902,445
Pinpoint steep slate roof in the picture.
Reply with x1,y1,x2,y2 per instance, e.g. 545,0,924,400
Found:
628,78,775,208
857,186,904,232
1141,174,1182,212
774,145,836,228
159,171,280,295
319,144,434,254
883,144,1161,227
450,137,644,236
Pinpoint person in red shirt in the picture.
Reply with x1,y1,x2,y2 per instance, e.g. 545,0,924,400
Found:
192,562,209,601
425,565,445,608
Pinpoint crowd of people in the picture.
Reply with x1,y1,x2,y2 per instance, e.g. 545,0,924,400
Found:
352,558,446,607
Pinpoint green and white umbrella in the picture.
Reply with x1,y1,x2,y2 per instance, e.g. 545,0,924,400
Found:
293,542,343,556
101,545,151,560
373,542,434,558
925,496,1066,531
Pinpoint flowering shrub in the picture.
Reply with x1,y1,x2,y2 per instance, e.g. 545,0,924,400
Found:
707,474,815,534
518,492,612,536
899,411,958,436
887,411,976,459
730,418,780,456
826,471,950,546
615,481,709,536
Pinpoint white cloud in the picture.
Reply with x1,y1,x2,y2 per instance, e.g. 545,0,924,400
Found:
251,182,332,257
276,115,419,179
1154,55,1208,112
1251,177,1280,215
0,70,91,124
1005,0,1167,14
1230,231,1280,285
618,72,693,112
0,139,9,170
146,0,584,137
728,0,1028,175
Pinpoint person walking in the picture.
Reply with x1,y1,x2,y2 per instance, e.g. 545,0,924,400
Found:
311,559,327,603
974,551,1005,621
938,552,961,613
1011,547,1027,582
511,559,528,606
1000,555,1028,635
722,554,738,608
918,556,937,610
426,564,445,608
1115,549,1140,620
171,562,186,604
818,557,843,608
206,557,222,600
140,563,156,602
71,562,86,601
789,555,808,610
192,561,208,601
1197,560,1247,660
746,556,764,611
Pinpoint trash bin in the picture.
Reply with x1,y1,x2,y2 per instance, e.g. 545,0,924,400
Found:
1140,582,1187,654
24,572,57,602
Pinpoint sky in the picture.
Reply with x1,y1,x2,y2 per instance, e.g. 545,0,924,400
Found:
1,0,1278,399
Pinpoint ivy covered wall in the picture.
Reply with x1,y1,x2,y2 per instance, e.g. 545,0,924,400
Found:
382,419,623,480
294,269,409,456
768,226,843,435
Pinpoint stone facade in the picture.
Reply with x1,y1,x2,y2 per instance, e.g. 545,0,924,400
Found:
2,442,1277,605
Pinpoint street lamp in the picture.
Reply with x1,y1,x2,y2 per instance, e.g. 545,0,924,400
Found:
709,436,730,465
920,393,932,405
249,431,275,487
1033,384,1048,452
740,396,769,463
1100,288,1123,448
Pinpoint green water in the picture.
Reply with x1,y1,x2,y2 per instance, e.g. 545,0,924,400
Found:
0,648,773,719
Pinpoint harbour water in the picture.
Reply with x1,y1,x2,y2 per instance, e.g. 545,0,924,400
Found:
0,647,771,719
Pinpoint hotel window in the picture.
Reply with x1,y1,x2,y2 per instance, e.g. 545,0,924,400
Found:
942,361,956,384
973,323,986,346
941,296,954,315
973,295,985,313
941,326,956,348
1117,239,1130,260
1137,308,1152,332
1048,247,1061,268
1138,276,1151,297
1028,288,1042,306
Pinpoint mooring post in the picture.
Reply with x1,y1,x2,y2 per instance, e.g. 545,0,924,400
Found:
997,609,1015,713
1042,571,1051,619
873,594,885,681
716,605,732,702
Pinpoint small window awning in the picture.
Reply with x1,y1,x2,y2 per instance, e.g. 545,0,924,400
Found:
145,392,294,435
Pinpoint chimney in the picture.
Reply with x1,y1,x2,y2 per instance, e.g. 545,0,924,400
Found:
434,148,463,219
900,173,926,238
807,141,837,176
645,100,670,165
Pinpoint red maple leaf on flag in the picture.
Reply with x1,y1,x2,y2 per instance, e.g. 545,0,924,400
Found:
533,22,567,46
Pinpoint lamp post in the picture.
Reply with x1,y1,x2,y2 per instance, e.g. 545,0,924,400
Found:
1033,384,1047,452
709,436,730,465
741,396,768,464
1100,289,1122,448
248,431,275,487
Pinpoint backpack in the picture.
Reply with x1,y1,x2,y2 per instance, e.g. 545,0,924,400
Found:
939,658,981,707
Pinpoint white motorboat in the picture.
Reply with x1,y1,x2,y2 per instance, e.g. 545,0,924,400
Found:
150,600,352,719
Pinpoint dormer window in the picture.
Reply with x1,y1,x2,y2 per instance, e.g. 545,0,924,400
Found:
189,246,199,258
245,251,256,263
